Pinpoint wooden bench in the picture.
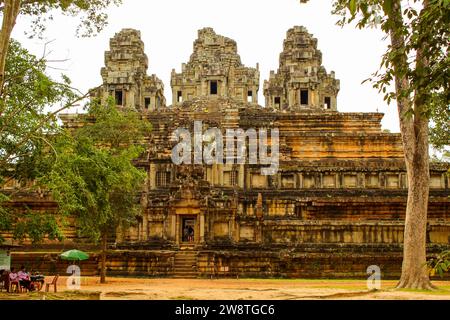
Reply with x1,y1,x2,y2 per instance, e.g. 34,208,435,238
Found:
45,275,59,293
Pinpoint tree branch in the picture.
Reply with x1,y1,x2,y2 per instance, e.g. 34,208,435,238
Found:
0,87,99,167
385,0,416,164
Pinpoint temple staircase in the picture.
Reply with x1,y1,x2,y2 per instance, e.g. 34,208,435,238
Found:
172,247,198,279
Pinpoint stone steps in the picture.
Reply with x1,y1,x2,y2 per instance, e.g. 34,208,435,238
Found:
172,251,198,279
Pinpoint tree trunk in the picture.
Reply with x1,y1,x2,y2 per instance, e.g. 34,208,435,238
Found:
0,0,21,96
386,0,434,290
397,126,434,290
100,232,107,284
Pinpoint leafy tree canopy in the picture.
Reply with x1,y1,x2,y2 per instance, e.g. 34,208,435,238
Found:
1,0,122,37
0,39,80,244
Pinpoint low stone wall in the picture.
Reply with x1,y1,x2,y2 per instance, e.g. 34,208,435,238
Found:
9,245,450,280
197,244,450,280
10,250,174,278
10,252,99,276
104,250,174,277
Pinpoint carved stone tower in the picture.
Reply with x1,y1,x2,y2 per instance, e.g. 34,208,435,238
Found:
95,29,166,112
170,27,260,105
264,26,340,111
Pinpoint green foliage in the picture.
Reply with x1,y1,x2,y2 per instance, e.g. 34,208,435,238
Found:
12,210,64,244
427,250,450,277
2,0,123,38
0,39,79,178
0,40,81,244
44,100,150,243
333,1,448,107
429,93,450,150
302,0,449,149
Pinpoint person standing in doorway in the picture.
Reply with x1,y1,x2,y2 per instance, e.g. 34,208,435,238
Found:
188,226,194,243
183,225,189,242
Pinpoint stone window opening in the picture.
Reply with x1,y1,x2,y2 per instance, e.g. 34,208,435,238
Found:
324,97,331,109
300,90,309,105
177,91,183,103
115,89,124,106
274,97,281,108
144,97,151,109
281,174,295,188
247,91,253,103
210,81,218,95
156,171,170,187
230,170,238,186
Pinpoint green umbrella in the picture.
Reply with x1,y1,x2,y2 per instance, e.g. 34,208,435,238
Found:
60,250,89,261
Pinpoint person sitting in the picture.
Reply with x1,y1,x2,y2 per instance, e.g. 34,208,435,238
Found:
18,265,33,292
30,270,45,291
9,267,19,292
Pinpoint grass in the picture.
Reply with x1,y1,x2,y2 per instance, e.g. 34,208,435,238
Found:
396,288,450,296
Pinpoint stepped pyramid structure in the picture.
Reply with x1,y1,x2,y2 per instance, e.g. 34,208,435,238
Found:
2,27,449,279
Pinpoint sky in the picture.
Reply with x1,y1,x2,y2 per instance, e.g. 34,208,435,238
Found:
10,0,400,132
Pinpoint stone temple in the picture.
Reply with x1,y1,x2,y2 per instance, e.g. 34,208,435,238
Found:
3,27,450,279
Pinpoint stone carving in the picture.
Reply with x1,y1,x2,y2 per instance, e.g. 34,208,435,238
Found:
94,29,166,112
264,26,340,111
171,27,260,106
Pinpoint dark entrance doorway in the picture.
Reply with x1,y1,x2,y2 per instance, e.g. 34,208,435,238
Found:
182,217,196,243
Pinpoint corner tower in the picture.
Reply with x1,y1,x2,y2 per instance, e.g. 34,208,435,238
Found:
170,27,260,105
95,29,166,112
264,26,340,111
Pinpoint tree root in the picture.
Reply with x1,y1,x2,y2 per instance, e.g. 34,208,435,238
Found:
396,275,438,291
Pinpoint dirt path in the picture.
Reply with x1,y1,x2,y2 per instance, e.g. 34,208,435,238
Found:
51,277,450,300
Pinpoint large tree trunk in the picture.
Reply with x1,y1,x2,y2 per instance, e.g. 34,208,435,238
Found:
100,232,107,284
387,0,434,290
0,0,21,96
397,123,434,289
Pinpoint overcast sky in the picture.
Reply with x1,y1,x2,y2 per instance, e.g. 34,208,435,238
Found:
11,0,400,132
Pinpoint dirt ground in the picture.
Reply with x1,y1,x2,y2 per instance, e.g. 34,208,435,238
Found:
32,277,450,300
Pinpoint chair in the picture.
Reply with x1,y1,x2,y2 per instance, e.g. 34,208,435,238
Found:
45,275,59,293
10,281,20,293
2,272,10,293
19,281,31,293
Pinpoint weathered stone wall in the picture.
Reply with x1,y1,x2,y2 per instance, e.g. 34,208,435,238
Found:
197,244,450,280
9,251,174,278
10,246,450,280
104,251,174,277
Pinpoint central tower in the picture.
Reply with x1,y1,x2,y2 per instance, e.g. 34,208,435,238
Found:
170,27,260,105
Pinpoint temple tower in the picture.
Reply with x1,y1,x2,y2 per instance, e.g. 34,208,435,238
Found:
170,27,260,105
264,26,340,111
96,29,166,112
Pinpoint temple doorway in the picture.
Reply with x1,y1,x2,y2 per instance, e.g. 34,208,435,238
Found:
181,217,196,243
